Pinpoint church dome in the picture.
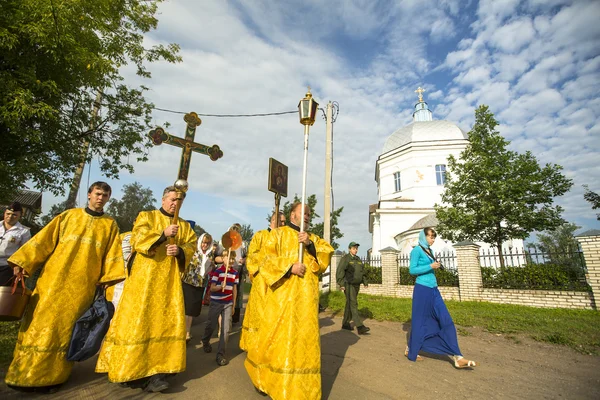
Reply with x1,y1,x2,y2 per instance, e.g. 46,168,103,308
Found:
382,120,468,154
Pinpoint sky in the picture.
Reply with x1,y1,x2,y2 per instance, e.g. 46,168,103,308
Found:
44,0,600,255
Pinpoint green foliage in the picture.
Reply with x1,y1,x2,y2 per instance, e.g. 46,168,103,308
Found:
0,0,182,202
435,105,573,267
398,266,457,287
239,223,254,243
275,194,344,249
533,222,584,269
583,185,600,220
105,182,156,232
320,291,600,354
39,200,69,226
363,263,382,284
481,264,590,291
193,225,207,238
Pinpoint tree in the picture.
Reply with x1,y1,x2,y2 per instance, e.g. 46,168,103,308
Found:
583,185,600,220
105,182,156,232
239,224,254,243
534,222,582,268
0,0,181,203
40,201,69,226
193,225,207,239
275,194,344,249
435,105,573,267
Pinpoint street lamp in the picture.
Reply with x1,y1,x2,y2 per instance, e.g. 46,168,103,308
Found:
297,88,319,263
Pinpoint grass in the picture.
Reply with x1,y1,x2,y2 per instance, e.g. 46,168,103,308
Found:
320,291,600,355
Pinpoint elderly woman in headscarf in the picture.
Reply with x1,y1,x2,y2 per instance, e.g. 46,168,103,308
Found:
406,227,477,369
181,233,215,343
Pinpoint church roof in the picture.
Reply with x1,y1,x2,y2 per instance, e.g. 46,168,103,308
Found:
381,120,468,154
408,214,439,231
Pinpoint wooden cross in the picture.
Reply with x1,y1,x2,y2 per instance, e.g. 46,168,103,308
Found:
148,112,223,181
415,87,425,103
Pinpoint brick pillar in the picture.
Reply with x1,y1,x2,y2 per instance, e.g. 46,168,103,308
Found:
454,241,482,301
380,247,399,289
576,230,600,310
331,252,343,291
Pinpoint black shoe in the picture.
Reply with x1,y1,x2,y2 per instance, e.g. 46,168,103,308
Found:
216,354,229,366
341,323,353,331
318,304,326,312
144,375,169,393
203,341,212,353
119,378,146,389
357,325,371,335
255,386,268,396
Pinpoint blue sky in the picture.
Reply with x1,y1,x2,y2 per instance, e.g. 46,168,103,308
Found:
43,0,600,254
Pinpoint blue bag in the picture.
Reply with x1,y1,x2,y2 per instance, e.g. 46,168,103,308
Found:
66,286,115,362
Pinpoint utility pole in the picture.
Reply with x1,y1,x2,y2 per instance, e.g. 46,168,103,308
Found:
323,101,333,243
65,91,102,209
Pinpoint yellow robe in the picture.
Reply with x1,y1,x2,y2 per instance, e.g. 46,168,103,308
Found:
96,210,196,382
245,226,333,400
239,229,269,353
5,208,124,387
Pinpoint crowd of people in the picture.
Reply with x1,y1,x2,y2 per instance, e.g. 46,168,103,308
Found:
0,182,476,399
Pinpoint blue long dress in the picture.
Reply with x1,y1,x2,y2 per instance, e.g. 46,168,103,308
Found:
407,231,462,361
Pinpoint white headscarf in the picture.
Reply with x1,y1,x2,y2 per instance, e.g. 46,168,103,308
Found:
195,233,214,278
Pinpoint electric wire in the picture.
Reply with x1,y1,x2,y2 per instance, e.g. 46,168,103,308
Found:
152,107,297,118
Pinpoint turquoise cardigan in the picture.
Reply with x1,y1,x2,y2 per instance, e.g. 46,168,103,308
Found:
409,245,437,288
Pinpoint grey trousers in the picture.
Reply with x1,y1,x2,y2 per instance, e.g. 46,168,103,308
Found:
342,283,363,327
202,302,233,357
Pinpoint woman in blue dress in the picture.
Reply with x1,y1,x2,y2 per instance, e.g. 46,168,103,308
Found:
406,227,477,369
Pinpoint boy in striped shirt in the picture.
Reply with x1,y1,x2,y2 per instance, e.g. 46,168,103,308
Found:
202,250,239,366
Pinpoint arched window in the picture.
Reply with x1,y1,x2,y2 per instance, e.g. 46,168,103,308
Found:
435,164,446,185
394,171,401,192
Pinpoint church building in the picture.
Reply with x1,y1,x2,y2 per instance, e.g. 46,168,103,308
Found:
369,88,521,258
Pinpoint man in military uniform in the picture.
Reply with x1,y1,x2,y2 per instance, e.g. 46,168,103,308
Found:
336,241,370,335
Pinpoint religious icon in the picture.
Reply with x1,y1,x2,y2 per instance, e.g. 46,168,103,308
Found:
268,158,288,198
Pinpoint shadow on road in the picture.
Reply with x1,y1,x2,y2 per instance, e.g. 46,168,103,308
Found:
320,315,360,400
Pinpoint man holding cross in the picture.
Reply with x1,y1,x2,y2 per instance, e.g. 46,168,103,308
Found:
96,186,197,393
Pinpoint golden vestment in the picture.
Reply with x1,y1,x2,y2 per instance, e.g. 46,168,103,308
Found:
96,210,196,382
239,229,269,353
5,208,124,387
245,226,333,400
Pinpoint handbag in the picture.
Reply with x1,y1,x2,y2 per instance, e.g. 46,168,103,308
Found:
66,286,115,362
0,271,31,321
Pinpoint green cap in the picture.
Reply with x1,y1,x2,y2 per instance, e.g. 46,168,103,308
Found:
348,241,360,248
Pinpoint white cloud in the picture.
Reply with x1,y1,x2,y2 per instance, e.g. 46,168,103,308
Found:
489,17,536,53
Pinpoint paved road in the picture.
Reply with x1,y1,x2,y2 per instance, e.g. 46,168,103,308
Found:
2,304,599,399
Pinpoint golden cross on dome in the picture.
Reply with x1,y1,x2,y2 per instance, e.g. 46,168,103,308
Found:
415,87,425,102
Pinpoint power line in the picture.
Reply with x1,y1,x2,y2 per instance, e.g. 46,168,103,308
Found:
152,106,297,118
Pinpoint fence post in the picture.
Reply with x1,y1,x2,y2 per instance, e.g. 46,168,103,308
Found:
380,247,399,288
576,230,600,310
454,241,482,301
331,251,343,291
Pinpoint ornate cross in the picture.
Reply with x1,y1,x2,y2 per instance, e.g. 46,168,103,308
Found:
148,112,223,181
415,87,425,103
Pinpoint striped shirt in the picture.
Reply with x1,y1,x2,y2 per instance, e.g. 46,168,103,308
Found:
209,265,239,304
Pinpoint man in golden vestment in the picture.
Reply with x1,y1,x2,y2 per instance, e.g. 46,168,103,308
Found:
245,202,333,400
5,182,124,394
96,186,196,393
239,211,285,353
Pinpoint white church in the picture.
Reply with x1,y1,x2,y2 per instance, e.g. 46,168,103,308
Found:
369,88,522,259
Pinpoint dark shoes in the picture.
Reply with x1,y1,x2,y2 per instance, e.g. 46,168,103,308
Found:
203,341,212,353
341,323,353,331
357,325,371,335
144,374,169,393
7,384,62,394
216,354,229,366
319,304,326,312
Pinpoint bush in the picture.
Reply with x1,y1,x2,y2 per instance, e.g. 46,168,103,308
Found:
482,263,590,291
398,267,458,286
363,263,382,284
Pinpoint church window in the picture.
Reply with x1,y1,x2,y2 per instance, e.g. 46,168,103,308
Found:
394,171,401,192
435,164,446,185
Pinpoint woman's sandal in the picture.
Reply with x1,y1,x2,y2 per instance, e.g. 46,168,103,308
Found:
453,355,477,369
404,347,424,361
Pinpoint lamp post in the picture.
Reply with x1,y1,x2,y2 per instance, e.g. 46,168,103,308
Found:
297,88,319,263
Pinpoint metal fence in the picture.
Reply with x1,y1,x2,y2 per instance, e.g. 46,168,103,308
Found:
361,255,382,284
479,246,586,271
